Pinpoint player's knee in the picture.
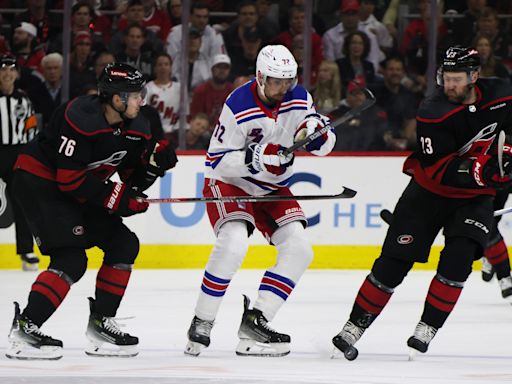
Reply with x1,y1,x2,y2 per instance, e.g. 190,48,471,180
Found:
372,254,414,288
438,236,478,282
48,247,88,283
208,221,249,272
272,222,313,274
104,228,140,265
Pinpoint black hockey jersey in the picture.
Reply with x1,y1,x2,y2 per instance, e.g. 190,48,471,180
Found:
403,79,512,198
14,95,152,205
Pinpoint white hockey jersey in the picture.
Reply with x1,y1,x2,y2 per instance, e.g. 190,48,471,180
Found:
205,79,336,196
146,80,181,133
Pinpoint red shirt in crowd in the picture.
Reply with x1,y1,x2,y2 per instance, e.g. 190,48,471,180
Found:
190,80,234,127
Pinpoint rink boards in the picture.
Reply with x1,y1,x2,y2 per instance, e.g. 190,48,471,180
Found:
1,153,508,269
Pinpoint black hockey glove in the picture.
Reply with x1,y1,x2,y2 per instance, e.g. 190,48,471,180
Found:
148,139,178,177
472,154,512,189
103,182,149,217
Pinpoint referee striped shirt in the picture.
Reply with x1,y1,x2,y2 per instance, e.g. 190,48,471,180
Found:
0,89,37,145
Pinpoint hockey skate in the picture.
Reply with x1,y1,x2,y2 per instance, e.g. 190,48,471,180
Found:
332,320,365,361
85,297,138,357
20,253,39,271
5,302,63,360
407,321,438,360
498,276,512,303
235,295,290,357
184,316,214,356
481,257,494,282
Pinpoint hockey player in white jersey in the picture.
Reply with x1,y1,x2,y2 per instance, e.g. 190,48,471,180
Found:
185,45,336,357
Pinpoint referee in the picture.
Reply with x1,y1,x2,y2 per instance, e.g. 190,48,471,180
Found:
0,54,38,270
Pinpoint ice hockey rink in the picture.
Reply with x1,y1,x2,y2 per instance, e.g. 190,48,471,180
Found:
1,268,512,384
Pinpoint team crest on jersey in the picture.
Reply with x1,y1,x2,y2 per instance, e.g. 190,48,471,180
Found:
397,234,414,244
72,226,85,236
458,122,497,156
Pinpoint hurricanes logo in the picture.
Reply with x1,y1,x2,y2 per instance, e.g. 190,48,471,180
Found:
397,234,414,244
72,226,85,235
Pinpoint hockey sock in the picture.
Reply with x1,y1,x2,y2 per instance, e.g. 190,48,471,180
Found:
195,270,231,321
350,273,394,328
484,239,511,279
421,274,463,329
95,263,132,317
23,270,71,327
255,271,296,321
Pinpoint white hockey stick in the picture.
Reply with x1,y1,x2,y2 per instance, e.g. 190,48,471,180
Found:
498,130,506,178
142,186,357,204
494,206,512,217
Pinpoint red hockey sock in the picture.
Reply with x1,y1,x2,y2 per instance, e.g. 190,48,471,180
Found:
95,264,132,316
354,275,393,316
423,275,463,328
485,239,509,266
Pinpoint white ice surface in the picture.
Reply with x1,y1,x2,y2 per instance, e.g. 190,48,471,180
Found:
1,269,512,384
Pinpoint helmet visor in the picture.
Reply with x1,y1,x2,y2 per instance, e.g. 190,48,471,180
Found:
124,86,147,106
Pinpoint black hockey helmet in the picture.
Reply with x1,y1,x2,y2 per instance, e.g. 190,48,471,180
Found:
98,62,146,99
441,46,480,73
0,54,17,69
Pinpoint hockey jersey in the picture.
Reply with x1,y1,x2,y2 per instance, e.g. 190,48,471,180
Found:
205,79,336,196
146,80,181,133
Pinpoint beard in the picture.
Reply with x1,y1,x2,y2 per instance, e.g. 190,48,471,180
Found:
446,83,473,104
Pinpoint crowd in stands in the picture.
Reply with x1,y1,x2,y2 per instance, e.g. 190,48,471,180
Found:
1,0,512,151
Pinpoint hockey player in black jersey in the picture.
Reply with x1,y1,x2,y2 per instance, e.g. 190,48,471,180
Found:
332,46,512,360
5,63,177,360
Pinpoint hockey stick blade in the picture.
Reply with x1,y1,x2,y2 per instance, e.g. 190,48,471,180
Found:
143,187,357,204
380,209,393,225
498,130,505,178
283,89,376,156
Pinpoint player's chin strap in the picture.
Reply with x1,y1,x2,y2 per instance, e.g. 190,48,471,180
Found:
282,87,376,156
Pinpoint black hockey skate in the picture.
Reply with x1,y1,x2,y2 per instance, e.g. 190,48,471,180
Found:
184,315,214,356
498,276,512,303
85,297,138,357
481,257,494,282
236,294,290,357
20,253,39,271
5,302,63,360
407,321,438,360
332,320,365,361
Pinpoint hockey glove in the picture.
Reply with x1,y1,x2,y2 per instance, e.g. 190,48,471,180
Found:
245,143,294,176
294,113,331,152
472,154,512,189
104,182,149,217
148,139,178,177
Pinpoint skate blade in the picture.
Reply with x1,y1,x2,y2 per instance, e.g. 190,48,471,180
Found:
5,342,62,360
331,346,343,359
408,348,417,361
22,262,38,272
85,341,138,358
235,339,290,357
184,341,206,357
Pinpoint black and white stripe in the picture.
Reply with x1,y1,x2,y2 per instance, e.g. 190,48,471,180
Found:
0,90,36,145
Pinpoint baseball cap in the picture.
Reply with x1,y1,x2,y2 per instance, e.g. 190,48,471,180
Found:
15,22,37,37
340,0,360,13
0,54,17,68
347,76,366,94
211,53,231,68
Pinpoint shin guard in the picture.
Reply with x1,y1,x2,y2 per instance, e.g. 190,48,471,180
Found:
95,263,132,317
422,274,463,329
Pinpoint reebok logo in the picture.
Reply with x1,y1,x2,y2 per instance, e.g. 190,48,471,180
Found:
490,103,506,110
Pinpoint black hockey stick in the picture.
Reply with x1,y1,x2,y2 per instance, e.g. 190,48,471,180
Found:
282,88,376,156
142,186,357,204
498,130,506,178
380,209,393,225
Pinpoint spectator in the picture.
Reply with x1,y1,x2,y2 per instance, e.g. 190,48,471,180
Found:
118,0,172,41
280,0,327,36
0,55,38,271
191,53,234,130
93,51,115,79
223,1,274,58
146,52,181,141
84,0,114,45
186,112,210,150
12,22,45,74
27,52,62,130
274,6,323,87
110,0,164,56
359,0,393,55
13,0,61,47
473,34,509,81
370,56,418,150
336,31,375,95
452,0,488,45
166,2,225,65
233,75,252,88
166,0,182,26
331,78,388,151
115,24,155,79
69,31,96,98
255,0,279,39
230,27,262,80
322,0,384,72
313,61,341,114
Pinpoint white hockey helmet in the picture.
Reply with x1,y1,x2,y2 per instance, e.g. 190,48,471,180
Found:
256,45,298,94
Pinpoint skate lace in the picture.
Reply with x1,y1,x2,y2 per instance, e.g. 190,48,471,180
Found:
257,315,279,335
413,321,437,344
341,321,364,345
102,317,127,336
499,277,512,290
193,317,213,337
24,322,50,339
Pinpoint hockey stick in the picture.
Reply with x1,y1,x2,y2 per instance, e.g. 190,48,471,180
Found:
380,209,393,225
282,88,376,156
498,130,506,178
494,206,512,217
142,186,357,204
